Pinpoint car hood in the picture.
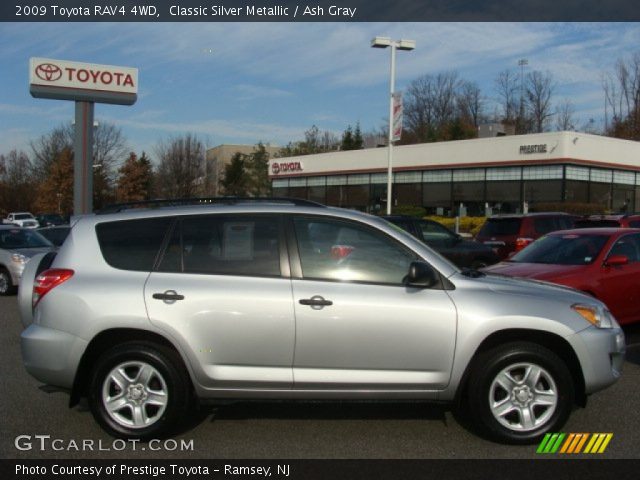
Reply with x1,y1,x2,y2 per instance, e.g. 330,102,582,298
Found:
462,270,595,305
482,262,586,281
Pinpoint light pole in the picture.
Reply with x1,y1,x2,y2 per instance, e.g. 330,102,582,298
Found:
371,36,415,215
518,58,528,132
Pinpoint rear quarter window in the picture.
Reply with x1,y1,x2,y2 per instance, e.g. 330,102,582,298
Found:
96,217,172,271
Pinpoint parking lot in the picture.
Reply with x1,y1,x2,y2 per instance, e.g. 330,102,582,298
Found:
1,295,639,460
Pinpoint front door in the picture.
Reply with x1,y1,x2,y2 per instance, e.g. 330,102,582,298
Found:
289,216,457,391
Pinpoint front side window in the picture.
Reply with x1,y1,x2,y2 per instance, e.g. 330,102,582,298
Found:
293,217,416,285
159,215,281,277
608,234,640,263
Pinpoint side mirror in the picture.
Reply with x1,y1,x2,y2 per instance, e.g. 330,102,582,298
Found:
605,255,629,267
405,261,439,288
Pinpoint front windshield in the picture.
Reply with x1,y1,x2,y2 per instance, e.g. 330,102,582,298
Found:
0,229,53,249
511,233,609,265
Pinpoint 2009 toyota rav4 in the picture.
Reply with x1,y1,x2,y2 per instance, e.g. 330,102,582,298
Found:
18,199,625,444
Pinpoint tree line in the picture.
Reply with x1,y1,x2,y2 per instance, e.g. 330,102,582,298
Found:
3,52,640,214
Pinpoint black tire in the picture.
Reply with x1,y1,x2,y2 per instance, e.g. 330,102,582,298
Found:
88,341,192,440
0,267,17,296
466,342,574,444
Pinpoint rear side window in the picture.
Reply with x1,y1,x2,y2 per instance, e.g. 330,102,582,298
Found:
96,218,172,271
479,218,521,236
533,217,562,235
158,215,281,277
628,221,640,228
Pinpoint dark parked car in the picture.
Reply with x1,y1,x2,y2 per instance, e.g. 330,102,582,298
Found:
475,212,576,259
35,213,67,227
483,228,640,325
37,225,71,247
384,215,499,269
574,214,640,229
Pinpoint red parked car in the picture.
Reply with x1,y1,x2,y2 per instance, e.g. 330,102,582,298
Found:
475,213,576,260
482,228,640,325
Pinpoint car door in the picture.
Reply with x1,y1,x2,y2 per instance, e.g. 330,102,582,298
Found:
145,214,295,389
599,232,640,324
289,215,457,391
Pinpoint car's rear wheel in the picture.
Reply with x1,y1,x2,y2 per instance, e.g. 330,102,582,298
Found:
0,267,17,296
466,342,574,444
88,342,191,440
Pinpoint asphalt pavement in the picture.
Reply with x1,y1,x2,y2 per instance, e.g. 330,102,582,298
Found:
1,295,639,459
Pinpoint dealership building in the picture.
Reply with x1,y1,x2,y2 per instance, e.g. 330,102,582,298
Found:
268,131,640,216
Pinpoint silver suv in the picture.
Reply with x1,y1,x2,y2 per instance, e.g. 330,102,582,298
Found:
19,199,625,443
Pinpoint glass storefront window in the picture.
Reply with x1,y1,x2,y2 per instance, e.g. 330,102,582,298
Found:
564,180,589,203
396,183,422,206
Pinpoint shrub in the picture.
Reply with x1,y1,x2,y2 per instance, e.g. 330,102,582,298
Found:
391,205,427,217
425,215,487,236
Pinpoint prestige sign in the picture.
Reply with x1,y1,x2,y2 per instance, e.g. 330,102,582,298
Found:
29,57,138,105
519,144,548,154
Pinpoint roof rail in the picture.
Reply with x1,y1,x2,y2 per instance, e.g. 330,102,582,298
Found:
96,197,326,214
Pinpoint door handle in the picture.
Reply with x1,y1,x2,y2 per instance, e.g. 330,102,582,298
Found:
152,290,185,301
299,295,333,307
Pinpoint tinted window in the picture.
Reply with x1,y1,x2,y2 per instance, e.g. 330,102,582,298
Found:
511,234,609,265
608,234,640,263
159,215,281,277
294,217,416,285
418,220,455,244
0,228,52,249
96,217,172,271
38,227,70,247
533,217,561,234
574,220,620,228
15,214,33,220
479,218,521,236
630,221,640,228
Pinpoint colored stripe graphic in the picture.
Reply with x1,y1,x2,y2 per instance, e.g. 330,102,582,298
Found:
537,433,613,454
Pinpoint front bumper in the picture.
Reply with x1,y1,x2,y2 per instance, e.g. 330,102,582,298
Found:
568,326,625,395
8,262,25,286
21,324,88,389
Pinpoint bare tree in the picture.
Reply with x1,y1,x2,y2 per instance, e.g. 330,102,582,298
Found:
555,99,576,131
0,150,35,212
30,125,72,182
526,70,555,133
603,53,640,139
457,81,485,128
494,69,519,124
404,72,462,142
155,134,205,198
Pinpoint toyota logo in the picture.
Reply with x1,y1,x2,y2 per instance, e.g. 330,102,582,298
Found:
271,163,280,174
35,63,62,82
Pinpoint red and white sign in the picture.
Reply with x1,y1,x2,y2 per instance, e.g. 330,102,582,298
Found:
29,57,138,94
271,161,304,175
392,92,403,142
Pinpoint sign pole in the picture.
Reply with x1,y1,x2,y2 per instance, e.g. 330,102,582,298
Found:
73,101,95,215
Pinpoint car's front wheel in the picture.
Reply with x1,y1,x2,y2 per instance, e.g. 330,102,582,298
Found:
0,267,17,296
88,342,192,439
466,342,574,444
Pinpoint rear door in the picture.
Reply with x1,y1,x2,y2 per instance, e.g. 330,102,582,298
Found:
289,215,457,391
145,214,295,389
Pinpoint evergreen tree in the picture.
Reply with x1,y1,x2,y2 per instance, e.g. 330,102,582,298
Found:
221,153,248,196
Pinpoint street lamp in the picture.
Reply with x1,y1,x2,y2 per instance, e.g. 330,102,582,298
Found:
371,36,415,215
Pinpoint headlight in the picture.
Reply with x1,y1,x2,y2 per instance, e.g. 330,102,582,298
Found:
11,253,28,265
572,304,613,329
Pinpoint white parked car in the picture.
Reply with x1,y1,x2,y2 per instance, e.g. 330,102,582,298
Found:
3,212,39,229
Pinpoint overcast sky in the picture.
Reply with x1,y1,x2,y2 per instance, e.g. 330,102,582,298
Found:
1,22,639,165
